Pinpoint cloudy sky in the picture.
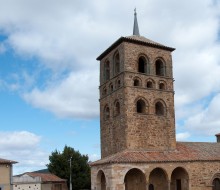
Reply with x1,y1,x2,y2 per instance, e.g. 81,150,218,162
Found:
0,0,220,175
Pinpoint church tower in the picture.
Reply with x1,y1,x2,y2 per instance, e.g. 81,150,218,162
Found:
98,10,176,158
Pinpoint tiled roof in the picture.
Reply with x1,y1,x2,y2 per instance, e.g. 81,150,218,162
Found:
0,158,17,164
96,35,175,60
91,142,220,166
26,172,66,182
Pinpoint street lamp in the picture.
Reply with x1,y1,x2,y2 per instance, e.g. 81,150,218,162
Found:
69,156,72,190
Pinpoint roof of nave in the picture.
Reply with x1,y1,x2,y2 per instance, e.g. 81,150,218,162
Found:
0,158,17,164
96,35,175,61
90,142,220,166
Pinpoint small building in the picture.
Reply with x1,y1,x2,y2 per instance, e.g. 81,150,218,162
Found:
13,172,67,190
0,158,17,190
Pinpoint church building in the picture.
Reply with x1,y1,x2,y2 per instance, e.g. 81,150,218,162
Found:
91,11,220,190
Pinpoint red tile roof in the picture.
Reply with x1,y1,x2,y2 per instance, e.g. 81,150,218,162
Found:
91,142,220,166
96,35,175,60
0,158,17,164
26,172,66,182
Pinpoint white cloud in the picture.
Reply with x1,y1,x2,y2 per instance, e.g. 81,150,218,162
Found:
0,0,219,133
176,132,191,141
183,93,220,136
23,71,99,119
89,154,100,162
0,131,49,175
0,131,40,149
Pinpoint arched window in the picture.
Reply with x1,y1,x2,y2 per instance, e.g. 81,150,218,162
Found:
155,59,165,76
213,178,220,190
109,83,113,92
104,60,110,81
114,101,120,116
114,52,120,75
134,79,140,86
155,102,165,116
149,184,154,190
104,106,110,120
138,56,148,74
136,99,146,113
159,83,165,90
147,81,153,88
102,87,107,96
117,79,121,88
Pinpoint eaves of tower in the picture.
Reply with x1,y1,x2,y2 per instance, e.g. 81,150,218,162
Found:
96,36,175,61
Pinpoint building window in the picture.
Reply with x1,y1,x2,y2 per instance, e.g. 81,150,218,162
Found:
213,178,220,190
149,184,154,190
155,101,165,115
134,79,140,86
109,83,113,92
104,60,110,81
138,56,148,74
147,81,153,88
159,82,165,90
176,179,181,190
104,106,110,120
116,79,121,88
114,101,120,116
155,59,165,76
114,52,120,75
102,87,107,96
136,99,146,113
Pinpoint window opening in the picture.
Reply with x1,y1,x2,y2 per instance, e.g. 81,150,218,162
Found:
156,60,165,76
115,102,120,116
138,57,148,73
155,102,164,115
110,84,113,92
147,81,153,88
213,178,220,190
159,83,165,90
104,106,110,120
117,80,121,88
104,61,110,81
137,100,146,113
149,184,154,190
176,179,182,190
134,79,140,86
114,53,120,75
102,88,107,96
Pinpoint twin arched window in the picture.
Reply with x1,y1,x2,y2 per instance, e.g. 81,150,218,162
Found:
104,101,121,120
136,99,166,116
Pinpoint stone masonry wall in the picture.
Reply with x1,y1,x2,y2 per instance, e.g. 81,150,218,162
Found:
91,161,220,190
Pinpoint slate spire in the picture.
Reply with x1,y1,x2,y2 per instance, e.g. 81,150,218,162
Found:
133,8,140,36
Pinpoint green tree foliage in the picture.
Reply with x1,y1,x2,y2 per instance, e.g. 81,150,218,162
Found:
47,145,91,190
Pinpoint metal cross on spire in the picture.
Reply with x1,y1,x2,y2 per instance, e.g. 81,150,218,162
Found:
133,8,140,36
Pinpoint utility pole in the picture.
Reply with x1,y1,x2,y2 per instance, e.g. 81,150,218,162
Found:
70,156,72,190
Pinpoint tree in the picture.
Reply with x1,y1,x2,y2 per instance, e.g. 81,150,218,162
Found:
47,145,91,190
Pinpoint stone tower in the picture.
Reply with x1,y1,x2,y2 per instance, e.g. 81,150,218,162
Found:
91,11,220,190
98,10,176,158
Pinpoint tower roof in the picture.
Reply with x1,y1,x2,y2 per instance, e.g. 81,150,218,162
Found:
133,8,140,36
97,35,175,60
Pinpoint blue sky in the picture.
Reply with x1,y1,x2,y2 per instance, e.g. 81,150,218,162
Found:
0,0,220,174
